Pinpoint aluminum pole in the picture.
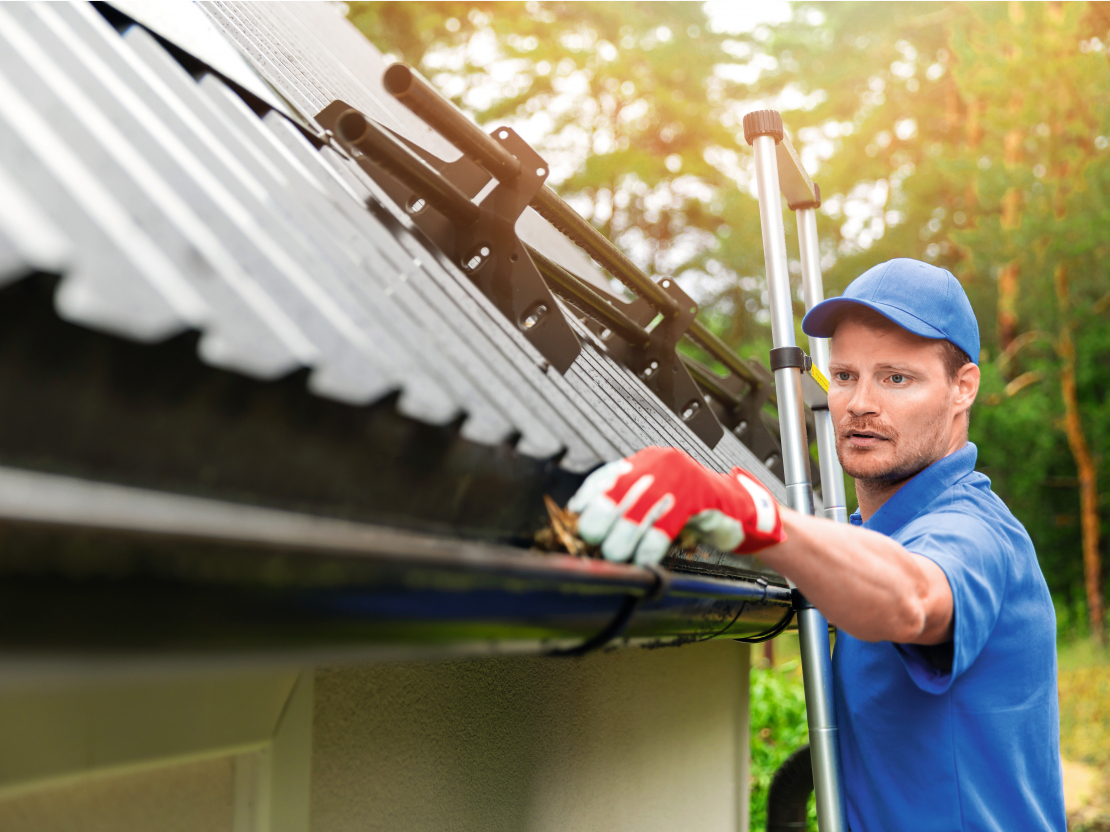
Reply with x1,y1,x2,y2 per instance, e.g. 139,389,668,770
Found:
795,204,850,831
797,207,848,525
751,134,812,514
751,132,848,832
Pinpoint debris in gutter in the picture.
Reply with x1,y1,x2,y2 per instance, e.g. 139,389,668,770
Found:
533,495,702,558
534,495,599,558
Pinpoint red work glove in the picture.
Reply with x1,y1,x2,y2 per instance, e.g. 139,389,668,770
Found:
567,446,785,566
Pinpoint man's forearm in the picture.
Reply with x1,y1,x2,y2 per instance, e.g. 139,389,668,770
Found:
757,510,952,644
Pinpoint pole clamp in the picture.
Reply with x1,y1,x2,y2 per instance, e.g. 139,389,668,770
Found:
791,588,814,611
769,346,810,373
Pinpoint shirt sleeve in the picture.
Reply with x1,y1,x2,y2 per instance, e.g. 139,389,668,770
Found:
891,509,1010,694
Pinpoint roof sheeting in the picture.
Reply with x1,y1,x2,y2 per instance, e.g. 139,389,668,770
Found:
0,1,787,523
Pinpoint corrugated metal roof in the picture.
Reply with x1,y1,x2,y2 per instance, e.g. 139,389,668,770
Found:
0,0,788,537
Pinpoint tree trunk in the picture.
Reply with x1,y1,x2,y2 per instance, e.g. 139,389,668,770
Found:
998,262,1019,352
1055,265,1105,643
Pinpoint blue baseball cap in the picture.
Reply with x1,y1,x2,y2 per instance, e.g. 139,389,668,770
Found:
801,258,979,363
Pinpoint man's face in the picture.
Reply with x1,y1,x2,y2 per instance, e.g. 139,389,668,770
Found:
827,314,966,486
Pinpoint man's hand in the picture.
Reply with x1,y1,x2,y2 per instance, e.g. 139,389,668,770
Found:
567,446,786,565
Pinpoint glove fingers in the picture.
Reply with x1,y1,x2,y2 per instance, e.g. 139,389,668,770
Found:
685,509,745,552
631,527,672,567
578,473,655,545
732,471,779,534
568,459,633,514
600,492,675,563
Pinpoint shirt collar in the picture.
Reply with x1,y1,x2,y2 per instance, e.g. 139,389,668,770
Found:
850,442,979,536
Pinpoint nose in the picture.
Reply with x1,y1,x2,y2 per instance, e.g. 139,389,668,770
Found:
846,376,880,418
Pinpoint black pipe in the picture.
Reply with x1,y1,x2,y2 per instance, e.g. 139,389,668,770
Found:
530,247,652,349
767,744,814,832
370,70,780,401
531,185,681,316
0,465,795,654
687,319,767,392
334,108,480,227
383,63,523,183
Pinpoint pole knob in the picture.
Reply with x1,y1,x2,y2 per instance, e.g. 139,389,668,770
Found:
743,110,784,145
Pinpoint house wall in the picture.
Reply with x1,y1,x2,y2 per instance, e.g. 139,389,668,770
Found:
312,640,751,832
0,641,750,832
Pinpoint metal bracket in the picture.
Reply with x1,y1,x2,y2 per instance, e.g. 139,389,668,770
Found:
315,100,581,374
579,279,723,447
802,362,829,412
682,355,785,480
734,365,789,481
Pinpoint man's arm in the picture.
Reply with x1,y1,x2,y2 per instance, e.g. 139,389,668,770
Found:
567,447,953,646
761,509,953,645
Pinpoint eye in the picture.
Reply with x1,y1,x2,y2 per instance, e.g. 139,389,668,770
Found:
836,372,851,381
890,373,906,384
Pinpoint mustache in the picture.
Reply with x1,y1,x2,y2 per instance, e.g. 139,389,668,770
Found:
837,417,897,442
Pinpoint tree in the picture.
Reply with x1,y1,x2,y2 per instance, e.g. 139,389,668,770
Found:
348,2,754,285
950,1,1110,642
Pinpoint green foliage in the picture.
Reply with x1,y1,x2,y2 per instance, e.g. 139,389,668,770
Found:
749,659,816,832
951,3,1110,616
734,2,972,287
1057,635,1110,831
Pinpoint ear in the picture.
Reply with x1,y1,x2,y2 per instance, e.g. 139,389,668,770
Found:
954,362,980,416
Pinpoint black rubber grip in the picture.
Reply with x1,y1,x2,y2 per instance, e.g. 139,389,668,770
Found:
769,346,807,372
743,109,784,145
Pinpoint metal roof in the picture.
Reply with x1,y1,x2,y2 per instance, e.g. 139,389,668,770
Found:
0,0,800,656
0,1,785,498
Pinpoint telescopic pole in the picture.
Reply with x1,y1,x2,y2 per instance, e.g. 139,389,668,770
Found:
745,110,848,832
796,201,849,525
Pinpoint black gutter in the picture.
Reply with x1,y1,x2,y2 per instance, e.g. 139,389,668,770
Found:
0,466,792,657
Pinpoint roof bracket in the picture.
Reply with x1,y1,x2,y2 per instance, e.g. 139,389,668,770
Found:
315,99,582,375
576,277,724,447
680,355,785,480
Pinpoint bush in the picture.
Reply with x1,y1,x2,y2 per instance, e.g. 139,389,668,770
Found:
749,659,816,831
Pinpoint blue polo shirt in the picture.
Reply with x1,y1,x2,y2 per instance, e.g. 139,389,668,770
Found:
833,442,1065,831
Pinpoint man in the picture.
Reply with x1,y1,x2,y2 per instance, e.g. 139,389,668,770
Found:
568,258,1065,831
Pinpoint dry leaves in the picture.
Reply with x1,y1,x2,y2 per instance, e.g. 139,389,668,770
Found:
534,495,699,559
534,495,599,558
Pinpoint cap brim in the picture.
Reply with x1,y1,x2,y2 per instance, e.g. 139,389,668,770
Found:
801,298,947,341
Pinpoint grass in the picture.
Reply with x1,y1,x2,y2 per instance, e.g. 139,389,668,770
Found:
1057,636,1110,831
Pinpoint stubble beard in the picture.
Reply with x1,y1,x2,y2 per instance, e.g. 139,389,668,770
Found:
835,405,951,488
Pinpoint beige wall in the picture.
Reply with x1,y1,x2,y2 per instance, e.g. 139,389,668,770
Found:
0,641,750,832
312,640,751,832
0,667,312,832
0,756,236,832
